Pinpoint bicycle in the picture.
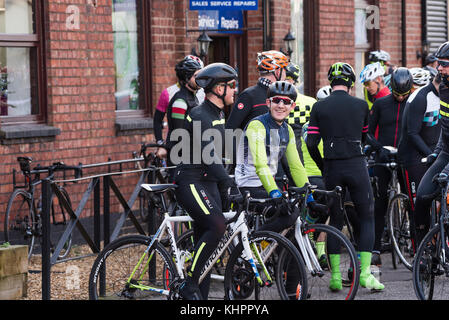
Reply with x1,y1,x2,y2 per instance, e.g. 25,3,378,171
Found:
88,184,309,300
3,157,82,260
240,180,360,300
412,174,449,300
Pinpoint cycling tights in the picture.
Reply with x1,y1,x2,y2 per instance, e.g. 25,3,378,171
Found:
174,180,226,299
323,157,375,254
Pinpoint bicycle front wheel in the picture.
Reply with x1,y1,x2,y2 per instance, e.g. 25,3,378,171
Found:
412,225,449,300
388,193,414,270
303,223,360,300
224,230,308,300
88,234,177,300
4,189,35,259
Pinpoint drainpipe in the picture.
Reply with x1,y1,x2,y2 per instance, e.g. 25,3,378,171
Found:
402,0,407,66
263,0,271,50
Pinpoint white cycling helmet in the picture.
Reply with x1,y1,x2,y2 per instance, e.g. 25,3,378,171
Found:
369,50,391,64
409,67,431,87
359,62,385,84
316,85,332,100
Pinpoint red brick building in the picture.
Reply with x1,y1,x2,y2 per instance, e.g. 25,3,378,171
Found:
0,0,445,233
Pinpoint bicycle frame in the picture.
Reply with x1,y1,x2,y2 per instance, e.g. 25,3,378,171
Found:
126,210,270,296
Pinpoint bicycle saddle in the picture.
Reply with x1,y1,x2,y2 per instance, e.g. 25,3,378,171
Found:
141,184,178,193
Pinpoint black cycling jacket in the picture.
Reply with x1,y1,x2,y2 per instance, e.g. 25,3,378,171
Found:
398,83,441,165
306,90,369,171
173,99,230,183
367,94,407,151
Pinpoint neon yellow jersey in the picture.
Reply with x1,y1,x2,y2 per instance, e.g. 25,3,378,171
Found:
301,137,323,176
287,92,317,128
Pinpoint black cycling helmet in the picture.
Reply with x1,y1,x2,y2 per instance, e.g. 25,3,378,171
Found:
195,62,238,93
425,54,438,65
267,81,297,101
175,55,203,85
327,62,356,87
390,67,413,94
285,63,300,83
435,41,449,60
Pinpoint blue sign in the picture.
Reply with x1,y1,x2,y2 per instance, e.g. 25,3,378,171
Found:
190,1,258,11
198,10,244,34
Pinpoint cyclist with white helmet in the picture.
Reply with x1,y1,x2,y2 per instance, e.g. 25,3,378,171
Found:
360,62,391,110
409,67,431,91
316,85,332,100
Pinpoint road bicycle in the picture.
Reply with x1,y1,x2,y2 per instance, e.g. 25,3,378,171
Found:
88,183,308,300
412,174,449,300
243,181,360,300
3,157,82,260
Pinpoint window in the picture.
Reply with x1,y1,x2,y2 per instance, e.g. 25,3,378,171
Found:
112,0,152,122
0,0,45,125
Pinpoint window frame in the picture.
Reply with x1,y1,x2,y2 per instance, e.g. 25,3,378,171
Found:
0,0,48,126
113,0,153,119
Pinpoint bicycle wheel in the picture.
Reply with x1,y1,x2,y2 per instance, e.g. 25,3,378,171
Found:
412,225,449,300
4,189,35,259
89,234,177,300
303,223,360,300
50,186,73,260
224,230,308,300
388,193,414,270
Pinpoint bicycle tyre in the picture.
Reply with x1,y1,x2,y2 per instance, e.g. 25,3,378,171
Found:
224,230,308,300
412,225,449,300
4,189,35,259
88,234,177,300
388,193,413,270
51,186,73,260
303,223,360,300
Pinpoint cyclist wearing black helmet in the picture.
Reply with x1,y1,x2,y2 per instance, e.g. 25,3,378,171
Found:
172,63,240,300
414,41,449,246
235,81,325,232
366,67,413,267
157,55,203,170
423,53,438,80
307,62,384,292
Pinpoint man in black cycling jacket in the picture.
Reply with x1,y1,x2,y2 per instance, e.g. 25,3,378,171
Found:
414,41,449,246
398,72,441,250
307,62,384,291
172,62,240,300
366,67,413,267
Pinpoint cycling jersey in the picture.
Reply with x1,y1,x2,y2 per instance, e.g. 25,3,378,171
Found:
153,83,205,142
235,113,308,194
367,94,407,150
306,90,369,171
364,76,392,110
226,78,271,131
398,82,441,166
166,86,200,152
287,93,317,132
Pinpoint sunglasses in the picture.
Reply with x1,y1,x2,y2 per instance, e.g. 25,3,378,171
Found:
270,97,293,106
392,89,411,97
438,59,449,68
220,81,237,89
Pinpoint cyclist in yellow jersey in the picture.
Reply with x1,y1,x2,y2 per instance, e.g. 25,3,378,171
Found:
285,63,318,164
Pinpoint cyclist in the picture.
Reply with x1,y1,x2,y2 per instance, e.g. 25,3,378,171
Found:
409,67,432,93
153,55,205,145
423,53,438,80
360,62,392,110
307,62,385,291
398,71,441,250
226,50,289,131
316,85,332,100
285,62,318,163
366,50,395,109
366,67,413,266
414,41,449,246
172,62,240,300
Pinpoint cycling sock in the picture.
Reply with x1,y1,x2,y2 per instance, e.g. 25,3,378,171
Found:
305,213,318,224
359,251,384,291
329,254,342,291
316,241,326,258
